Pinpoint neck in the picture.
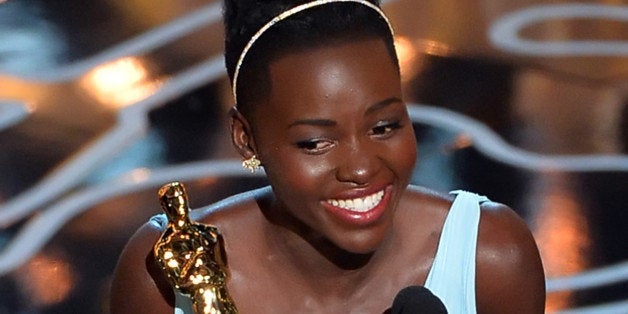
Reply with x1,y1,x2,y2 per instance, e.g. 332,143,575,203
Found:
258,191,395,292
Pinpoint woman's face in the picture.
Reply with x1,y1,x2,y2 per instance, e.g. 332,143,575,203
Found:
245,39,417,254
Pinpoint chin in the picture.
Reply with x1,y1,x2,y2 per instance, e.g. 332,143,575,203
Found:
326,242,379,270
335,228,388,255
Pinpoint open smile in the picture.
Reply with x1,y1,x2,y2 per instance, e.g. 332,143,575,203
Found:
322,186,392,226
326,190,385,213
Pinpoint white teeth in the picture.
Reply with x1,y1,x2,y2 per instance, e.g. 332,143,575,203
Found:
326,190,385,212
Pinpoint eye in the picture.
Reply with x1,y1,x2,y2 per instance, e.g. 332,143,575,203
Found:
368,121,403,138
295,138,336,154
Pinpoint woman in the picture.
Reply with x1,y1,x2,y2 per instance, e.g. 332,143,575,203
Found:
110,0,546,312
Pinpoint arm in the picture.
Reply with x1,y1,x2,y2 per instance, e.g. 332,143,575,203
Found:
475,202,546,314
110,222,175,314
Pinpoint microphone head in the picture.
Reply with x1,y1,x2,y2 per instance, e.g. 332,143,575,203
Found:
391,286,448,314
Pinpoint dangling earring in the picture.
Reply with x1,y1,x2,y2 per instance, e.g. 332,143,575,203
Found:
242,155,261,173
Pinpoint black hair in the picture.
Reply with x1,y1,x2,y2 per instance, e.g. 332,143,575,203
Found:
223,0,399,116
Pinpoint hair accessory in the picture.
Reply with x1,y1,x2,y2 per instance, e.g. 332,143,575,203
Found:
232,0,394,102
242,155,261,173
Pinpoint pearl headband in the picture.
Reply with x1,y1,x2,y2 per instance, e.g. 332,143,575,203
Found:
231,0,395,102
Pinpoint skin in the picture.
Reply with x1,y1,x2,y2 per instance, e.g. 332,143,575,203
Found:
110,39,545,313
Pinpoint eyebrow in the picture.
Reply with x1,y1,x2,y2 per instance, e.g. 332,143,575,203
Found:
288,118,337,129
365,97,403,115
287,97,403,129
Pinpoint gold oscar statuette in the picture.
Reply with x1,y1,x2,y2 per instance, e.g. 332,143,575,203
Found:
153,182,238,314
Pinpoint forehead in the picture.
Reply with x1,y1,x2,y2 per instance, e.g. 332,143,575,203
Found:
261,39,400,119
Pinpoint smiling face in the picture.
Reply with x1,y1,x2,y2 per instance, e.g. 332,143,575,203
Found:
232,39,417,254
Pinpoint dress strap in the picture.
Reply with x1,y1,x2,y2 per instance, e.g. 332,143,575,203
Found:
149,213,168,230
174,290,194,314
424,190,486,313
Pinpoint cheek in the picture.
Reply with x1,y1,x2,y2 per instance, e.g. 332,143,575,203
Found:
262,151,334,195
387,130,418,175
263,157,335,222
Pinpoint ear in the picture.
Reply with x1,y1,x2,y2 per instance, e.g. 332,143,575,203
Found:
229,106,257,159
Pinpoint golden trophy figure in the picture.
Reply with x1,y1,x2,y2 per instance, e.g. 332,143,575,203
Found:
153,182,238,314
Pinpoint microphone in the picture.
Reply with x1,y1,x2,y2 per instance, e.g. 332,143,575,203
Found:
391,286,448,314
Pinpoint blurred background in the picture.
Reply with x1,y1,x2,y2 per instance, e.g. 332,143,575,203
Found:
0,0,626,313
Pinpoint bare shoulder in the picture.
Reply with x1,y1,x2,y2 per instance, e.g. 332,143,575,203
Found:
398,186,459,236
110,187,268,314
110,219,174,314
396,185,453,254
402,185,453,212
190,186,270,226
476,201,546,313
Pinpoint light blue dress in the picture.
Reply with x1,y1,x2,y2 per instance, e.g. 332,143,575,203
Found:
168,190,486,313
424,190,487,313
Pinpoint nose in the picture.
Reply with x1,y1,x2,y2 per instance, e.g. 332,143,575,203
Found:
334,139,381,185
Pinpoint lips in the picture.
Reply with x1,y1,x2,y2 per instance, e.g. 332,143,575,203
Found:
322,186,391,226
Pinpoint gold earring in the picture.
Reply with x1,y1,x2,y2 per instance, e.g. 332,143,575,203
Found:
242,155,261,173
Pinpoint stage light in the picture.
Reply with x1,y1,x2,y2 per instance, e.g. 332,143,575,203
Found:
14,253,76,307
80,57,163,109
